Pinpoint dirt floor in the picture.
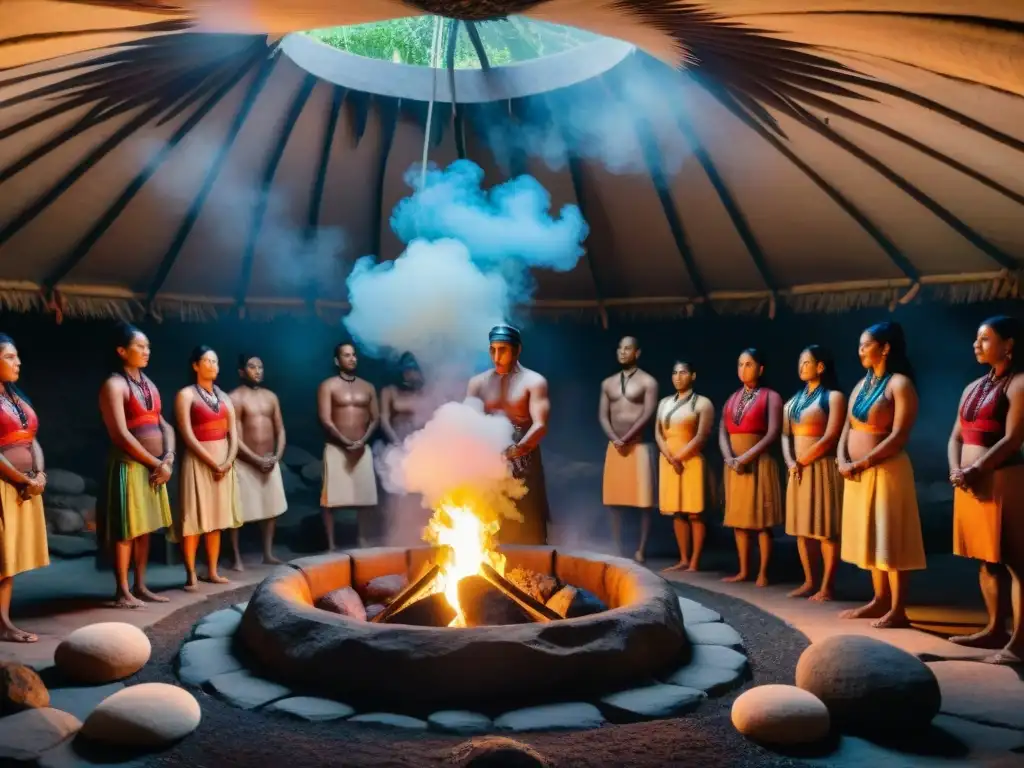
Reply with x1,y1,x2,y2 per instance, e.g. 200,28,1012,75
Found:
123,581,814,768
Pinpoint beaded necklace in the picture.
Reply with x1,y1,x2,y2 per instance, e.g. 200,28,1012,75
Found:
962,370,1009,422
732,386,761,426
789,384,828,423
662,390,697,429
195,383,220,414
851,372,891,423
121,370,153,411
0,384,28,428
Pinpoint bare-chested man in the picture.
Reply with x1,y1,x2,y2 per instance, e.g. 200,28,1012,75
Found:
467,324,551,545
599,336,658,562
318,343,379,550
228,354,287,571
380,352,426,444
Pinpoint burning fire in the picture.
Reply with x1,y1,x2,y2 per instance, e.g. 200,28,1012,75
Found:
424,492,507,626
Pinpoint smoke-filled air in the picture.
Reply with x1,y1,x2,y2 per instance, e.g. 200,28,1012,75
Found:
342,159,588,542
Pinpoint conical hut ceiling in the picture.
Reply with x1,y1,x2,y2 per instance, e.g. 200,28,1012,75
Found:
0,2,1022,324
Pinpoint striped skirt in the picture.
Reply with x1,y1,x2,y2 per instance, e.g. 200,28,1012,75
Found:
785,456,843,540
840,451,925,572
0,478,48,579
98,450,172,545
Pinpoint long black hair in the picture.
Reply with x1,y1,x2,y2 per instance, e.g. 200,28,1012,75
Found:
111,321,144,372
189,345,216,383
980,315,1023,374
0,333,30,405
864,321,915,384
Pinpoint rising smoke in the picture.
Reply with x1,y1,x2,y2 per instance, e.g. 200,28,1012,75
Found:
343,160,588,542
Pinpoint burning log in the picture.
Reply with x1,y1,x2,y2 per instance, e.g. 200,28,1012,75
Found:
457,575,532,626
369,564,441,624
480,563,561,623
384,591,456,627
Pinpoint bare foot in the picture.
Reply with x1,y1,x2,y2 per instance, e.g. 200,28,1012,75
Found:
721,573,748,583
809,590,834,603
262,555,284,565
662,561,689,572
230,562,245,573
205,574,231,585
0,626,38,643
111,594,146,609
982,648,1023,666
871,611,911,629
755,574,769,587
686,562,701,573
633,551,646,564
133,587,170,603
839,599,891,620
948,629,1011,649
788,582,816,598
183,575,200,593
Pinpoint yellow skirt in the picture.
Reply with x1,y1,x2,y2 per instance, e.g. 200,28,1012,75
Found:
603,442,654,508
785,456,843,540
840,451,925,572
659,453,706,515
0,479,49,578
953,464,1024,564
723,434,783,530
173,439,241,539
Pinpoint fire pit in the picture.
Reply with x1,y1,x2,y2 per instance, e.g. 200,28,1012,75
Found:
238,545,687,711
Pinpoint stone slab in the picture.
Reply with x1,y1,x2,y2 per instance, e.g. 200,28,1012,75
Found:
348,713,428,729
678,596,721,625
663,663,745,696
0,707,81,762
428,710,493,735
231,602,249,614
265,696,355,722
688,644,748,673
207,670,292,710
600,683,705,719
495,703,605,732
192,610,242,640
177,637,244,687
928,660,1024,731
686,622,743,649
47,683,124,722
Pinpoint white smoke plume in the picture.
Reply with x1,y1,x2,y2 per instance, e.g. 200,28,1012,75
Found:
343,160,588,539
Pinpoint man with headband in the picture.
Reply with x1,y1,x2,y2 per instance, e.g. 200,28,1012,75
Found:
467,324,551,545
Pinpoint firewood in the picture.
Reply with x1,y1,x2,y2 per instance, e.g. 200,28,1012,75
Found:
457,575,532,627
369,564,441,624
480,563,561,623
384,591,456,627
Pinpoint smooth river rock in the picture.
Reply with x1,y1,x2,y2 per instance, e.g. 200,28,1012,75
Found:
348,713,428,729
177,637,244,687
265,696,355,722
677,597,722,625
663,663,745,696
732,684,831,746
428,710,493,735
80,683,201,747
686,622,743,649
55,623,151,684
206,670,291,710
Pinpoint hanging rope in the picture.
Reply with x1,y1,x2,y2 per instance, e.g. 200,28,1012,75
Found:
420,15,445,190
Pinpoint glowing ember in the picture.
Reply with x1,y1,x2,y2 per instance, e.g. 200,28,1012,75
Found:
424,493,506,626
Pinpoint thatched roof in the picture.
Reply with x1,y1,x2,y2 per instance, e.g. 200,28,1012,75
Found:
2,2,1022,325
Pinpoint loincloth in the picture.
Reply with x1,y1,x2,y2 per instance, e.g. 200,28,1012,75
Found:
321,442,378,508
504,425,549,545
236,460,288,523
603,442,655,508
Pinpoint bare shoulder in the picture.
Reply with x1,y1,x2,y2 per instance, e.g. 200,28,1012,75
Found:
101,375,127,395
318,376,338,393
828,389,847,407
176,386,194,403
696,394,714,411
1007,372,1024,396
523,367,548,390
639,369,658,389
890,373,916,394
766,387,783,403
599,372,617,391
227,385,245,402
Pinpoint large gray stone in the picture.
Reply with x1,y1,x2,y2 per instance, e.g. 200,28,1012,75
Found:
796,635,940,734
282,445,317,469
177,637,244,686
348,713,428,729
206,670,291,710
600,683,705,719
265,696,354,722
45,470,86,495
0,707,81,762
429,710,493,735
46,534,97,559
686,622,743,649
928,660,1024,731
677,597,721,625
192,609,242,639
495,703,605,732
48,683,124,722
663,663,745,696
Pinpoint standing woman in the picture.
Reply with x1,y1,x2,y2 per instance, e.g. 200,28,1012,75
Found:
657,361,715,572
98,322,174,608
947,316,1024,664
174,346,240,590
0,334,48,642
719,348,783,586
837,321,925,628
782,345,846,601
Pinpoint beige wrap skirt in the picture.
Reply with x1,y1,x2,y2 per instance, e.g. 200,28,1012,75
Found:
723,433,783,530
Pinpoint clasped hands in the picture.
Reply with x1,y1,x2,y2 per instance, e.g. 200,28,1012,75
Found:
20,471,47,500
836,457,869,480
949,465,981,490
